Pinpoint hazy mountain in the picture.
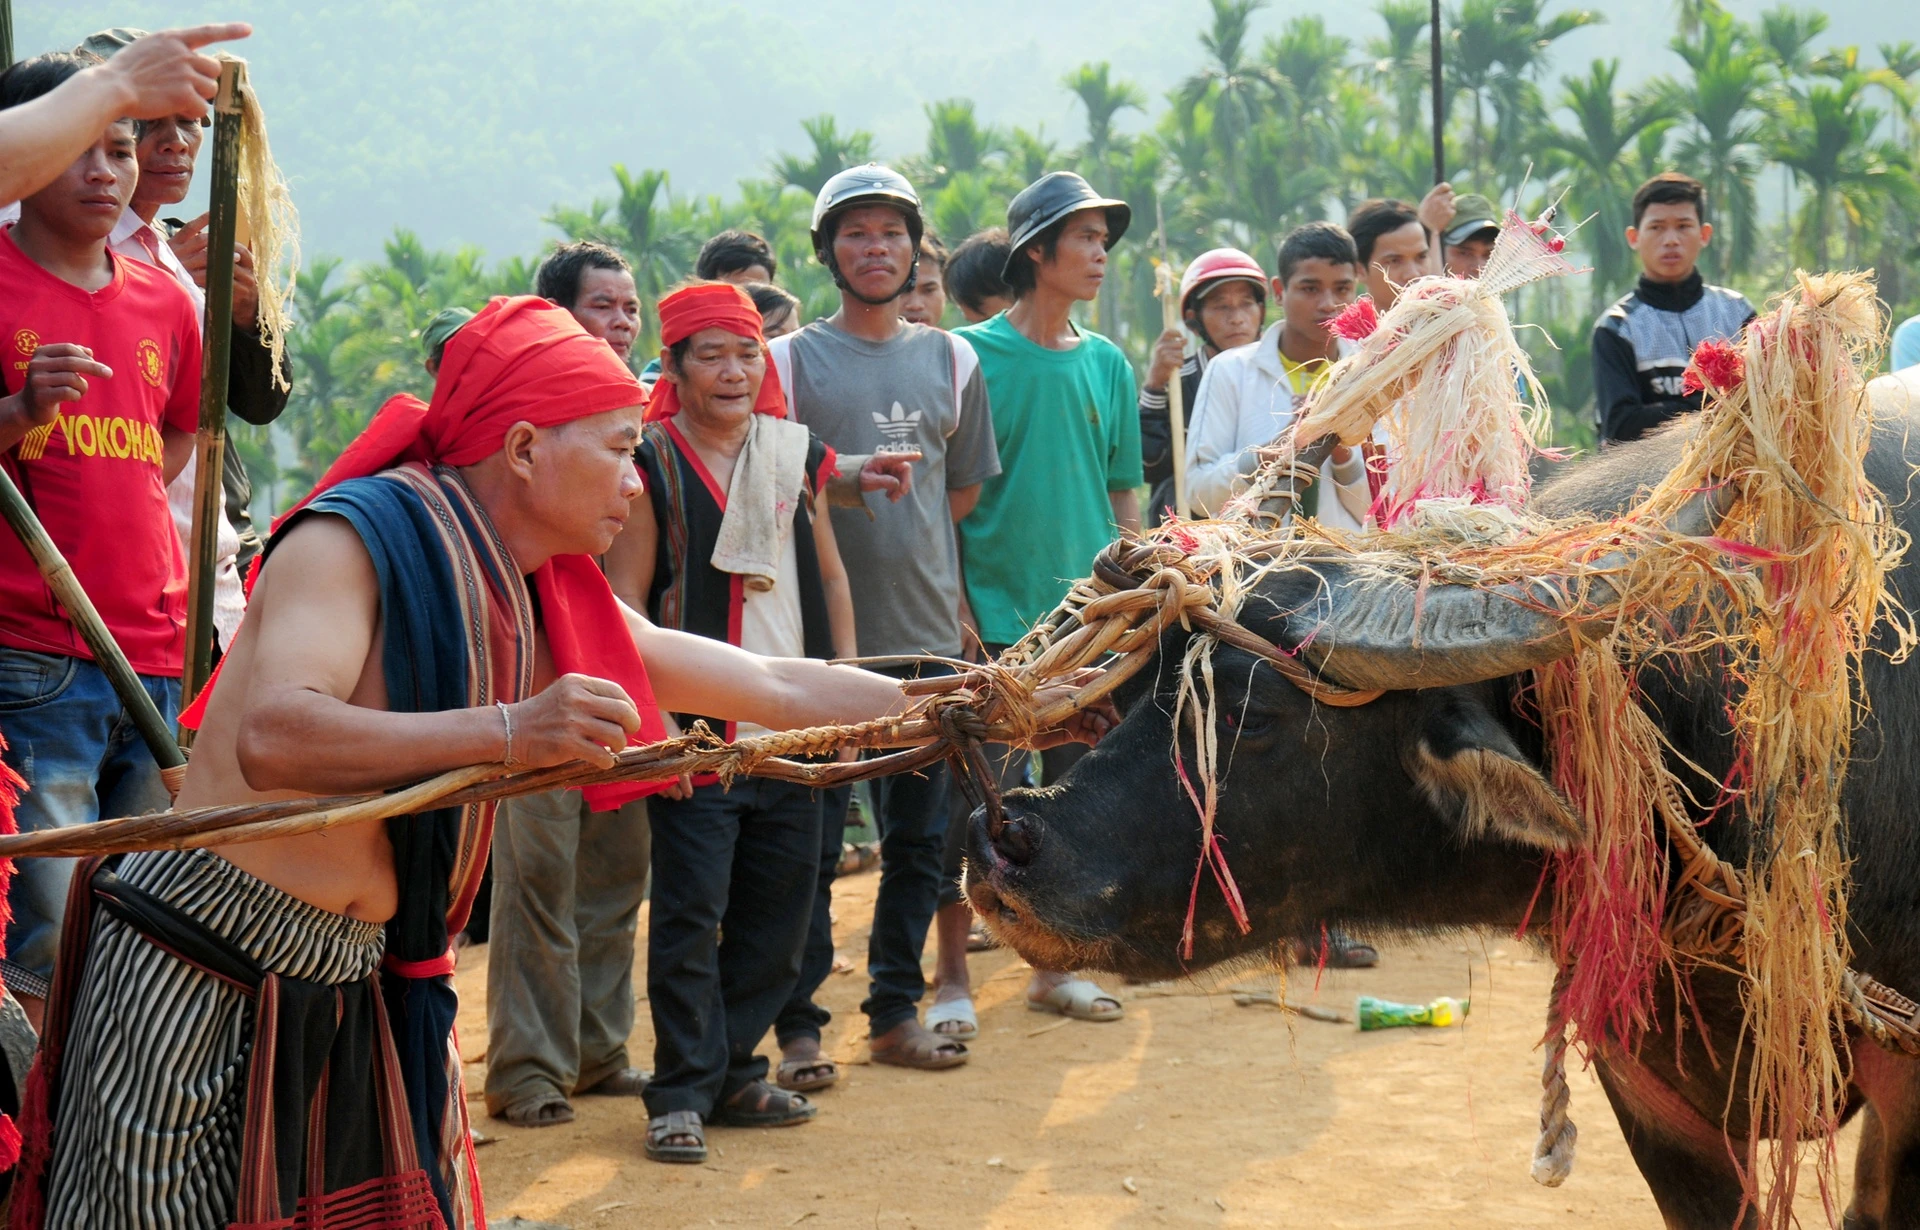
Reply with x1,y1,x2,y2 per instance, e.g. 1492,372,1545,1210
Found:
18,0,1903,262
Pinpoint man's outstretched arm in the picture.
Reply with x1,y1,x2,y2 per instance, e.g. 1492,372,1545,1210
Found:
229,516,641,794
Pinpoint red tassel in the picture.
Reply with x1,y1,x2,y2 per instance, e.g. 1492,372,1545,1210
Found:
1682,338,1745,396
0,1114,19,1172
1326,297,1379,342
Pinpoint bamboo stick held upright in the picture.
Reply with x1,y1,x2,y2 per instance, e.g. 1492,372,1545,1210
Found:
1429,0,1445,185
181,61,245,711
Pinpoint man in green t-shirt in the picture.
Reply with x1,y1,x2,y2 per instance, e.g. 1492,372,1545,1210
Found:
953,171,1140,1026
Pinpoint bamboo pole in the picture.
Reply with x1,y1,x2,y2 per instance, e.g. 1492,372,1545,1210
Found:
1155,197,1189,522
181,61,245,713
0,467,187,788
1429,0,1445,186
1,0,12,69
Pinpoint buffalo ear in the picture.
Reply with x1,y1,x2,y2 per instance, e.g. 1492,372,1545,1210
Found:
1408,689,1585,852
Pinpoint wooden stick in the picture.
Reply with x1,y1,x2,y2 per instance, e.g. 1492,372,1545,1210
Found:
0,466,186,782
1429,0,1446,186
0,0,12,71
1155,197,1189,521
181,62,245,712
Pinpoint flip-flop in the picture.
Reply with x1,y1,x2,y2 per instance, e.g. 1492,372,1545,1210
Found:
497,1091,575,1128
925,995,979,1041
711,1080,817,1127
1027,977,1125,1022
645,1110,707,1163
776,1054,840,1093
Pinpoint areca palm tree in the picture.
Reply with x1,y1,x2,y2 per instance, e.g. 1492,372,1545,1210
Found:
1446,0,1604,192
1064,63,1147,166
917,99,1004,191
771,116,877,196
1766,73,1916,267
1548,59,1676,308
1181,0,1286,216
1367,0,1433,139
1657,4,1769,279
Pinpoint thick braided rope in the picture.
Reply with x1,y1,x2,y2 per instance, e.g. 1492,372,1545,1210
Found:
1531,964,1578,1186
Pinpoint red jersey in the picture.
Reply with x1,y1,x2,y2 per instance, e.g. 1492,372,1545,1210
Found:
0,224,202,675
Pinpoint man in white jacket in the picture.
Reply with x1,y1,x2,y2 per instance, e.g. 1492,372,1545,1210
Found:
1185,222,1370,530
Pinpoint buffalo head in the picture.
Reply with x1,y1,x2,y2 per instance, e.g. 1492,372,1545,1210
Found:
966,483,1728,980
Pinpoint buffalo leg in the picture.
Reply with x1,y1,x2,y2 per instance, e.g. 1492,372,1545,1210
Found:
1847,1044,1920,1229
1594,1058,1756,1230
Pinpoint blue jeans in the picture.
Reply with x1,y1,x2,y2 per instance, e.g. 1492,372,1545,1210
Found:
859,663,954,1036
0,648,179,998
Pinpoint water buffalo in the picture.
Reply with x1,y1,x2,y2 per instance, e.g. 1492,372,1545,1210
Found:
967,375,1920,1229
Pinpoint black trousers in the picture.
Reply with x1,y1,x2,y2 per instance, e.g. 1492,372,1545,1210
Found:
774,785,851,1047
643,777,823,1117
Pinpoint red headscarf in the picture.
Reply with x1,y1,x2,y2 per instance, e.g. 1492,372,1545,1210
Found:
643,281,787,422
188,296,666,807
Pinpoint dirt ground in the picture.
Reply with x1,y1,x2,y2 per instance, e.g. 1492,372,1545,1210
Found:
455,862,1860,1229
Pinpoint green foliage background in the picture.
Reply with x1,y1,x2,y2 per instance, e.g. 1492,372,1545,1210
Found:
19,0,1919,516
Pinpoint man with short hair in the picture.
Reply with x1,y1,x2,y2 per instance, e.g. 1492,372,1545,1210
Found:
1440,191,1499,280
18,291,961,1228
1186,221,1367,528
767,164,1001,1075
534,240,641,364
1138,247,1267,527
1594,172,1756,443
945,228,1014,323
954,171,1140,1023
0,52,203,1024
1346,189,1454,310
483,239,654,1129
695,228,777,285
898,230,949,326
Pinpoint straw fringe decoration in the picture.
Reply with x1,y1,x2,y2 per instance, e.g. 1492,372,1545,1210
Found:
223,55,299,391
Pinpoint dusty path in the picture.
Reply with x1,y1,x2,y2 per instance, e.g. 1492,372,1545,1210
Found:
457,863,1858,1228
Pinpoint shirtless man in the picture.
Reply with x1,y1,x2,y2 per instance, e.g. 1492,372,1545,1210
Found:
16,296,1097,1229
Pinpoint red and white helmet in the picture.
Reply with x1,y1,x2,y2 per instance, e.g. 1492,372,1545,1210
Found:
1179,247,1268,315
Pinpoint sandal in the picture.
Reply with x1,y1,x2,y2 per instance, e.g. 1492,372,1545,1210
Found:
645,1109,707,1163
578,1067,650,1097
711,1079,817,1128
836,841,880,876
496,1091,575,1128
1027,977,1125,1022
869,1020,969,1070
925,995,979,1041
776,1040,840,1092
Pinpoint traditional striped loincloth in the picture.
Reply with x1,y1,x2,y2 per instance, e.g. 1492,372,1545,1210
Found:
38,848,390,1228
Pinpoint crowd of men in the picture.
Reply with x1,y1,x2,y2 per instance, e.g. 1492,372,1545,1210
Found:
0,19,1814,1227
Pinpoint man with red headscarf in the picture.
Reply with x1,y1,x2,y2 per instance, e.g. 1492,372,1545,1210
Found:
11,296,928,1230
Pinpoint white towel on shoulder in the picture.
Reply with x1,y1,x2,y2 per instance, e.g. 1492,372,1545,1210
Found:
712,413,812,592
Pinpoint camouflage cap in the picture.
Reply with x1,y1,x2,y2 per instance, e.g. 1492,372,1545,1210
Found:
76,28,150,60
1441,193,1500,247
423,307,476,364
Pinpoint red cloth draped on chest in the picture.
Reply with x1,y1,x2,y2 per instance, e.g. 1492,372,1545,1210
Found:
187,295,667,808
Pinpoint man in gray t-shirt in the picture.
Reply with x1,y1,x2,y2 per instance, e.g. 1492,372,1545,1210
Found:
770,321,999,657
764,165,1001,1085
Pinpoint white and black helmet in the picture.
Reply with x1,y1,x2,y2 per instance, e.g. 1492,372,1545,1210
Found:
811,164,925,300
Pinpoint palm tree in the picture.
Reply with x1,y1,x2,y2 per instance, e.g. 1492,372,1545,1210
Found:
1548,59,1676,307
771,116,877,196
1446,0,1604,192
1180,0,1286,216
1064,63,1147,166
1264,16,1353,172
1757,6,1828,77
917,99,1003,191
1657,4,1769,279
1005,127,1062,186
1367,0,1434,140
1766,73,1916,267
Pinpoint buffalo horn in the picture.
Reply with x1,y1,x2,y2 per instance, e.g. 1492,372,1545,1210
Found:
1259,485,1733,692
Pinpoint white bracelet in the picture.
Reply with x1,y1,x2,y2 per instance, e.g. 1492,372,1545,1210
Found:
496,700,516,767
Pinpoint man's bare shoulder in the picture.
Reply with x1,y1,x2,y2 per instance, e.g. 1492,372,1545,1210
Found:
250,511,378,611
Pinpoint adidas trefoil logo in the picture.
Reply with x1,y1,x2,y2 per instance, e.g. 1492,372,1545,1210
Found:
873,402,922,445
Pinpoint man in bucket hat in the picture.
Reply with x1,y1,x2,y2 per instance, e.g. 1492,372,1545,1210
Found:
952,172,1138,1026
